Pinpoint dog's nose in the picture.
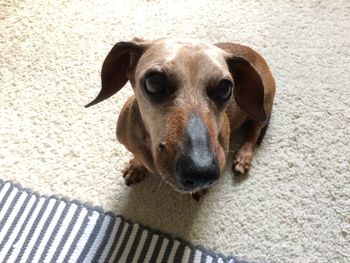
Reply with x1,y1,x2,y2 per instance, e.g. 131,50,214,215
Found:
176,154,219,189
175,114,219,189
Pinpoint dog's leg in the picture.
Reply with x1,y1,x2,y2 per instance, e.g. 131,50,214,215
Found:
122,157,148,186
233,119,269,175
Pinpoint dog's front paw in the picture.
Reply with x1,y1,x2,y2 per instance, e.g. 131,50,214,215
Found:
122,158,148,186
233,147,253,175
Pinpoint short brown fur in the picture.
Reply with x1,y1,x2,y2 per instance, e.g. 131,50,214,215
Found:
86,38,276,198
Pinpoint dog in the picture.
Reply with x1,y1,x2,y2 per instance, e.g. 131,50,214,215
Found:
86,38,275,199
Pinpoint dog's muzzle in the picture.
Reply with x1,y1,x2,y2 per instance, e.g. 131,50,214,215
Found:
175,114,219,190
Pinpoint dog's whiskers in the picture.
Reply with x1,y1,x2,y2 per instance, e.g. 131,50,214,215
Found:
158,177,165,189
158,174,170,189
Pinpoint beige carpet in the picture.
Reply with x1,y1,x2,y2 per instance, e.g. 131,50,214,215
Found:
1,1,349,262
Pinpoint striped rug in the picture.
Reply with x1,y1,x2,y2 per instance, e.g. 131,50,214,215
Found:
0,180,245,263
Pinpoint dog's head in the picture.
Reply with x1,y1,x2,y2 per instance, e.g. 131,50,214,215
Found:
86,38,266,193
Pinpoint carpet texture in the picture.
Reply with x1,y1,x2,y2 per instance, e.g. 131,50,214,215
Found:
0,1,349,262
0,180,244,263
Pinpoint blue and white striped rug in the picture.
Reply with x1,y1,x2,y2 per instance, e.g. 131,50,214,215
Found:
0,180,246,263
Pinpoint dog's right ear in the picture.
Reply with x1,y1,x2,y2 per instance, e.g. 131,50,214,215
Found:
85,40,148,107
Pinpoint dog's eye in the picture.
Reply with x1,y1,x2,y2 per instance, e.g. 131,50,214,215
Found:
144,73,167,95
210,79,233,102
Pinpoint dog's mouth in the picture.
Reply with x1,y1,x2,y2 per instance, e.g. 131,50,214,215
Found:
176,183,216,194
160,174,218,194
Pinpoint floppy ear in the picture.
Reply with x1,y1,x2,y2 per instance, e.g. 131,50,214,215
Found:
85,41,147,107
215,43,267,121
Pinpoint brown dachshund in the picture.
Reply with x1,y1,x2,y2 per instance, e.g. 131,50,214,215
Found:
86,38,275,199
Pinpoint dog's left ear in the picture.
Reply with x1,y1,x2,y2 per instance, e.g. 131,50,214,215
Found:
85,40,149,107
215,43,267,121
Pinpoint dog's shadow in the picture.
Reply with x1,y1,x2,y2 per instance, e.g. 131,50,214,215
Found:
117,173,203,240
117,124,249,240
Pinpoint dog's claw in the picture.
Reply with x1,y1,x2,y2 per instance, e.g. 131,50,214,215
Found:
122,158,147,185
233,147,253,175
234,164,246,175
